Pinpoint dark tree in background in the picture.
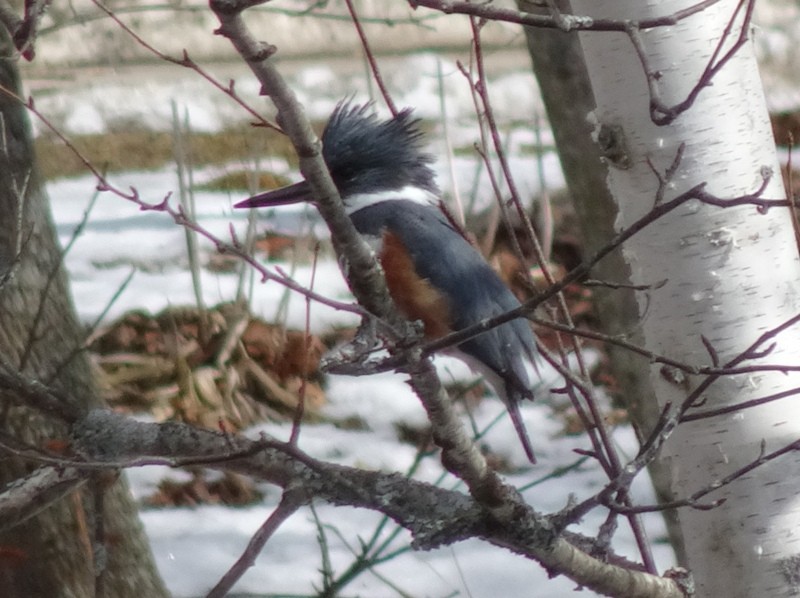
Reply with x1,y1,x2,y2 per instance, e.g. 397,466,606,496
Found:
0,30,167,598
517,0,687,565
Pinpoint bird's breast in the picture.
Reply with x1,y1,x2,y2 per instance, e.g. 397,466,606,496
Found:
378,230,454,340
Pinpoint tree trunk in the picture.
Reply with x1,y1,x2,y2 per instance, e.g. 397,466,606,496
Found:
517,0,688,566
0,38,168,598
571,1,800,596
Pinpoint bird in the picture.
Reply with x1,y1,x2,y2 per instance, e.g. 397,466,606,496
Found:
236,101,539,463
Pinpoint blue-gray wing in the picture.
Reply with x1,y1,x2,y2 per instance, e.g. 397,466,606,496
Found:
350,200,537,395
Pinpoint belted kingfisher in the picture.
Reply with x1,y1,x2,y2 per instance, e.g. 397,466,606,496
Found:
236,101,539,463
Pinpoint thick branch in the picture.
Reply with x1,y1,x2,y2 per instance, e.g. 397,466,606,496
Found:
210,0,396,323
0,360,80,422
63,409,685,598
0,465,87,532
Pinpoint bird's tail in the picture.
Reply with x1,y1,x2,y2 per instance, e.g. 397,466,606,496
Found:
506,391,536,464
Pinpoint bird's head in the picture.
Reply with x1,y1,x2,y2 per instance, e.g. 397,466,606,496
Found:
235,101,439,214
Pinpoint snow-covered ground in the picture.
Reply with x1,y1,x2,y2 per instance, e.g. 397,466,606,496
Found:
43,51,675,597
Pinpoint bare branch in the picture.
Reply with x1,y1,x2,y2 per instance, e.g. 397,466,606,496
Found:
206,488,305,598
410,0,720,32
0,360,80,422
626,0,755,124
0,0,52,60
344,0,398,116
605,437,800,515
90,0,280,132
424,170,777,356
0,465,87,532
63,408,685,598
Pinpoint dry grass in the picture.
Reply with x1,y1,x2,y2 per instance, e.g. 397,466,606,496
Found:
34,125,304,180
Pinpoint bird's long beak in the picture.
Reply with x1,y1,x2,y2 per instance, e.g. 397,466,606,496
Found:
234,180,313,209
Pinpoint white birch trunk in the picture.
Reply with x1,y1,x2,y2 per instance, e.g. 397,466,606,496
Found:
570,1,800,596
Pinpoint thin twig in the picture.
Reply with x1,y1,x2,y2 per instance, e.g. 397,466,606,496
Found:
344,0,397,116
205,488,305,598
90,0,280,132
410,0,720,32
627,0,755,125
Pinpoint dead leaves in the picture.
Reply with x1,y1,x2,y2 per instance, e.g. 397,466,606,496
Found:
89,304,326,431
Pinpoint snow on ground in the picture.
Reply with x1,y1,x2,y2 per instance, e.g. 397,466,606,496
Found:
50,168,358,332
44,51,673,596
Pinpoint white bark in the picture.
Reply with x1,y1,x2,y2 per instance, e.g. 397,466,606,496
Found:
572,1,800,596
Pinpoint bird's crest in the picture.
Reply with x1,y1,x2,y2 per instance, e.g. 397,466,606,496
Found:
321,101,439,200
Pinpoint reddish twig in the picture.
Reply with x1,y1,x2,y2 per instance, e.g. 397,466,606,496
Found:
0,79,366,321
344,0,398,116
424,171,777,356
409,0,720,32
468,18,629,513
91,0,280,132
289,243,320,445
206,489,305,598
627,0,755,125
603,438,800,514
